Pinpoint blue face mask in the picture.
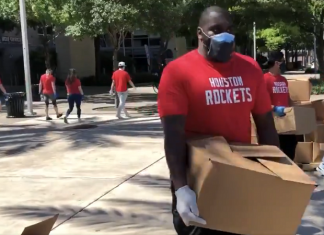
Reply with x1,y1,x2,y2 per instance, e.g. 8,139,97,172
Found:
201,30,235,63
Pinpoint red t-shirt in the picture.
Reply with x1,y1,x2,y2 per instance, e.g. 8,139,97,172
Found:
112,69,131,92
65,78,81,94
158,50,272,143
40,74,55,94
263,72,289,107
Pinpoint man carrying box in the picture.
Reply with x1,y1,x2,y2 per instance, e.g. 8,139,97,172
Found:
158,6,280,235
263,51,298,161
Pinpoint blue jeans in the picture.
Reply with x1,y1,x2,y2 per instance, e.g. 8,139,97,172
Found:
66,94,82,118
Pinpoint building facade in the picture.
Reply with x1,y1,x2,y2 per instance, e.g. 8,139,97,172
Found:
0,27,188,85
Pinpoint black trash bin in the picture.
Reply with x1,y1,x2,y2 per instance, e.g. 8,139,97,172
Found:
32,84,40,101
5,92,26,118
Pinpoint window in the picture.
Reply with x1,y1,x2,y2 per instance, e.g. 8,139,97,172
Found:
37,26,53,35
133,38,149,47
149,38,161,46
122,38,132,47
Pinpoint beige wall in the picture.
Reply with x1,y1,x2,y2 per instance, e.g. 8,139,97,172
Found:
55,35,95,79
167,36,188,59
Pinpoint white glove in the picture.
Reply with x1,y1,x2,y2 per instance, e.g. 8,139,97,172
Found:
175,185,207,226
109,90,113,95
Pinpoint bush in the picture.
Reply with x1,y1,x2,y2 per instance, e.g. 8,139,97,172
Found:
305,67,322,74
312,82,324,95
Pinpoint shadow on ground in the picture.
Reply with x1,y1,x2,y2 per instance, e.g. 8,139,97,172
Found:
59,117,163,149
1,175,172,232
0,117,162,155
85,93,157,104
128,174,170,189
95,104,158,116
0,124,60,156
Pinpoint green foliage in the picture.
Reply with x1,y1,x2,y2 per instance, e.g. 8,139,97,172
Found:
0,17,17,31
257,22,302,50
312,83,324,95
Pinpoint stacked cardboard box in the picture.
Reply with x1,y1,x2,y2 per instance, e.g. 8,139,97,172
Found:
187,136,316,235
286,78,324,164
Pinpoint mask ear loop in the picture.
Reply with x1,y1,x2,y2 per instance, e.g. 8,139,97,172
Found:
198,27,212,54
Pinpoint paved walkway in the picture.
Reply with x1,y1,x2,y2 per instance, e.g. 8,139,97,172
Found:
0,89,324,234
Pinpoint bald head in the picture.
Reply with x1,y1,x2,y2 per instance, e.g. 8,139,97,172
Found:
199,6,232,27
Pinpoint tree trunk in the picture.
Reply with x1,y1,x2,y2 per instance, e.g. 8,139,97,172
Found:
44,45,51,69
94,36,101,82
113,49,118,71
159,38,169,65
317,9,324,79
294,49,298,63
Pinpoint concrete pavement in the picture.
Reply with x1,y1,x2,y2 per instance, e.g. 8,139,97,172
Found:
0,117,171,234
0,88,324,234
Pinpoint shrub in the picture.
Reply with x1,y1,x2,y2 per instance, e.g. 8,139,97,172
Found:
312,82,324,95
305,67,322,74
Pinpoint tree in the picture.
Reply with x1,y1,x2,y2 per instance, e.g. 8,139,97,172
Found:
0,0,68,69
0,17,17,32
64,0,142,70
251,0,324,77
135,0,186,66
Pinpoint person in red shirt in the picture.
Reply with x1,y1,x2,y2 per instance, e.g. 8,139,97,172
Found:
0,78,7,112
64,69,84,124
264,51,297,161
39,69,62,120
109,61,136,119
158,6,279,235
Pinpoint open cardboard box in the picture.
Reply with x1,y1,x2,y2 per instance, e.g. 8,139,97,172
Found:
273,106,316,135
21,214,58,235
295,141,323,164
187,136,316,235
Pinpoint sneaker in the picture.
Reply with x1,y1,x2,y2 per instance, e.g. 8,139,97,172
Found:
316,162,324,176
116,115,123,119
46,116,53,121
64,117,68,124
57,113,63,118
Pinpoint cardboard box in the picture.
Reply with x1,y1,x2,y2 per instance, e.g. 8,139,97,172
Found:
305,123,324,143
288,79,312,101
21,214,58,235
273,106,316,134
187,136,315,235
295,142,323,164
312,100,324,121
251,117,258,144
293,100,324,121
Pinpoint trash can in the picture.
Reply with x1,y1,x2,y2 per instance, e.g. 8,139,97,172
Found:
5,92,25,118
32,84,40,101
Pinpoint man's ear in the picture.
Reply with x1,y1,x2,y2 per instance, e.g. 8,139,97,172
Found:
197,27,203,40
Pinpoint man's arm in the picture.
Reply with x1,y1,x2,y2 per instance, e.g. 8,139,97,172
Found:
110,80,115,92
252,64,280,147
253,112,279,147
128,80,136,88
39,80,42,94
161,115,187,190
158,63,189,190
